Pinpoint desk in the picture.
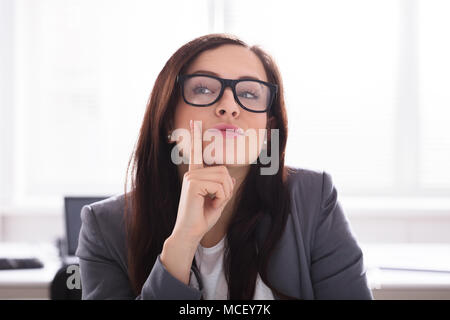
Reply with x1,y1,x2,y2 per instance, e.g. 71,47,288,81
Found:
0,242,62,299
361,243,450,299
0,242,449,299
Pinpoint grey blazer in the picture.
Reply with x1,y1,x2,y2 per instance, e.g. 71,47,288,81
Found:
76,167,373,300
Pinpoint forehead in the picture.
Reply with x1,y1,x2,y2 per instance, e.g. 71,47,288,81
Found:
185,44,268,82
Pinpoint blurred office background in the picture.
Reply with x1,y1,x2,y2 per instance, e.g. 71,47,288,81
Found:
0,0,449,299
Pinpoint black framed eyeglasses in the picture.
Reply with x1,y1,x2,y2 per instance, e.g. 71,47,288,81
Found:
176,73,278,113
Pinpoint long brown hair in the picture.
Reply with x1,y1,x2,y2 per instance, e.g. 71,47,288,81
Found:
125,33,297,299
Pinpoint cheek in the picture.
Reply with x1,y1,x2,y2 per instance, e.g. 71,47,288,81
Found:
252,114,268,130
173,103,190,129
174,102,212,129
246,115,268,162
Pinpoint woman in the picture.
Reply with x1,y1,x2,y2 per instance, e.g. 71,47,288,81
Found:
76,33,373,300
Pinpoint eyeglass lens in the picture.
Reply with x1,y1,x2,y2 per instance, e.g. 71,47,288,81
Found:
183,76,271,111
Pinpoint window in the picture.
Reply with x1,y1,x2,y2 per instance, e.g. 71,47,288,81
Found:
1,0,449,208
224,0,450,197
5,0,209,204
418,0,450,191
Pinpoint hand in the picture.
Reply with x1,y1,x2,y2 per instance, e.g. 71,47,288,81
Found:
171,120,236,243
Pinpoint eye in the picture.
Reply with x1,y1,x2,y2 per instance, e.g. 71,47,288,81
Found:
239,91,258,99
193,86,214,95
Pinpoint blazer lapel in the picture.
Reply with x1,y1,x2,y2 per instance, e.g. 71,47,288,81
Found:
256,212,302,299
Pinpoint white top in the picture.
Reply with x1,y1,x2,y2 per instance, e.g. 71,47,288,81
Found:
189,235,275,300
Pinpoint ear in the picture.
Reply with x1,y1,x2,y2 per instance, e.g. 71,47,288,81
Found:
167,128,174,143
165,119,174,143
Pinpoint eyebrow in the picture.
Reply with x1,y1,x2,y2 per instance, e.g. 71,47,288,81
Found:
191,70,263,81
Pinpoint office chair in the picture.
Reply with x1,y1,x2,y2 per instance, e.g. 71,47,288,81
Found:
50,263,82,300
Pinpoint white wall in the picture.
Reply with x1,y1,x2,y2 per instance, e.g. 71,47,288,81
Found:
0,0,14,207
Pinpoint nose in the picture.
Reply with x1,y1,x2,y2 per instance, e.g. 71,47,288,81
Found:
215,87,240,118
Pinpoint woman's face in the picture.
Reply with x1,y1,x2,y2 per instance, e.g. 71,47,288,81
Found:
172,44,269,167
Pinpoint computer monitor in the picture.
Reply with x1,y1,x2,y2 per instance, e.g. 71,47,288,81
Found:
63,196,109,256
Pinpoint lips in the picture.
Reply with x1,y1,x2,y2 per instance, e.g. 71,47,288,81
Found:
210,123,244,136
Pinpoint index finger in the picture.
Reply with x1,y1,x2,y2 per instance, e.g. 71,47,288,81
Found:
189,119,204,171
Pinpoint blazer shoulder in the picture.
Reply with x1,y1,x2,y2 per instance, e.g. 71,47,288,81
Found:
285,165,327,197
87,193,128,226
78,194,129,269
284,166,337,233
